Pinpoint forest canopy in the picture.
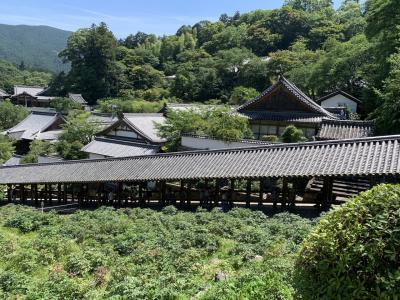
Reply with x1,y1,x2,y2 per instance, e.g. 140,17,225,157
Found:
47,0,400,134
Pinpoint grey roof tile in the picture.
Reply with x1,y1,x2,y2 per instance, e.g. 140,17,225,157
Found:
1,135,400,184
82,137,159,157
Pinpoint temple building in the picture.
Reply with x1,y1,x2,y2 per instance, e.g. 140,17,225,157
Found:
82,113,166,159
4,110,65,154
10,86,54,107
236,76,373,141
317,90,361,113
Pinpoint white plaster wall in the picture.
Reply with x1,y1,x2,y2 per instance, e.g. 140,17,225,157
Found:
321,94,357,112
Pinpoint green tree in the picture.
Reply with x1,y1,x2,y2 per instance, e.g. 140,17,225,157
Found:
20,140,54,164
50,97,82,113
59,23,119,104
0,135,14,164
0,100,28,130
375,52,400,133
229,86,259,105
366,0,400,83
56,111,100,160
156,107,253,151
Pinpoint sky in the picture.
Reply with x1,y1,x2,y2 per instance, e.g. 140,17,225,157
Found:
0,0,343,38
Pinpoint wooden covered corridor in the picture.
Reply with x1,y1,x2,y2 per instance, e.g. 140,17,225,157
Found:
2,135,400,211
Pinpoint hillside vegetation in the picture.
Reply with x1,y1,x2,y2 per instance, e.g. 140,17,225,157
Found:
0,24,70,73
0,205,314,299
0,59,53,93
48,0,400,135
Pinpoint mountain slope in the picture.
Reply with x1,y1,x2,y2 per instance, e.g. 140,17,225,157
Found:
0,24,71,73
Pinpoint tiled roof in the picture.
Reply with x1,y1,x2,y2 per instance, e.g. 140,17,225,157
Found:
68,93,88,105
31,130,63,141
123,113,166,143
1,135,400,184
237,111,324,124
237,76,336,118
82,137,160,158
0,88,9,97
3,155,22,167
317,90,361,104
13,86,45,97
317,118,374,140
5,111,62,141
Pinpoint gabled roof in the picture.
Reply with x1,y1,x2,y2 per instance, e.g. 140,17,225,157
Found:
316,118,374,140
237,76,336,119
5,111,64,141
13,85,45,97
124,113,166,143
317,90,361,104
68,93,88,105
82,137,160,158
2,134,400,184
0,88,9,97
101,113,166,144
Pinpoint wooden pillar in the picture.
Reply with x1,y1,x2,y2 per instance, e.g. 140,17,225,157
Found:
117,182,122,207
78,184,83,205
180,181,185,205
21,184,25,204
246,179,251,208
281,179,288,209
230,179,235,207
57,183,62,204
63,184,67,203
47,184,52,204
258,179,264,206
33,184,38,206
7,184,12,202
214,179,220,206
161,181,166,206
187,182,192,206
321,177,333,211
138,182,144,206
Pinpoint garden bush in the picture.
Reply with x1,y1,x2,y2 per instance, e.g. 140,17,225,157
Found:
295,184,400,299
0,204,315,298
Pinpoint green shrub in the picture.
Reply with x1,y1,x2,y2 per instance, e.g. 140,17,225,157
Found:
5,207,56,233
295,184,400,299
281,125,306,143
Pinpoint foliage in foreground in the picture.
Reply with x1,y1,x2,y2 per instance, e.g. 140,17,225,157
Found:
295,184,400,299
0,205,314,299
